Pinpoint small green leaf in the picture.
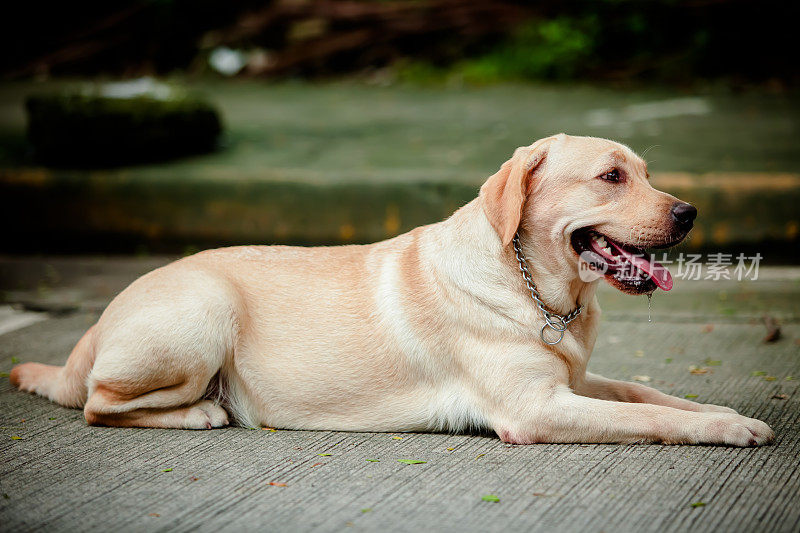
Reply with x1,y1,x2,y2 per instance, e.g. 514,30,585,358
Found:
764,376,777,381
482,494,500,503
365,459,380,462
361,508,372,513
704,359,721,366
397,459,426,465
161,468,173,472
690,501,706,508
786,376,795,381
10,436,22,440
0,372,9,378
48,417,56,420
685,394,698,399
664,358,673,364
11,357,19,364
317,453,332,456
751,371,767,377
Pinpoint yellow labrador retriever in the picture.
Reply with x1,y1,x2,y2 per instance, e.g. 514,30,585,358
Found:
11,134,773,446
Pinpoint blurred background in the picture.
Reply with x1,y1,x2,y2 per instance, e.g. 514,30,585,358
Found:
0,0,797,263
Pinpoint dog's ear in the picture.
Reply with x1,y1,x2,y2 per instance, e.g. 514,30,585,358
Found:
480,139,550,247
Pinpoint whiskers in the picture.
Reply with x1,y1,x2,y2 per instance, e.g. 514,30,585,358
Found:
640,144,660,163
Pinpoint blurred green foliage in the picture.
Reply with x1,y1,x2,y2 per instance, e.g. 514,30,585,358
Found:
396,16,600,84
397,1,797,85
457,18,597,82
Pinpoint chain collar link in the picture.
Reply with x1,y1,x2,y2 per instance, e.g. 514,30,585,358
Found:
512,232,582,345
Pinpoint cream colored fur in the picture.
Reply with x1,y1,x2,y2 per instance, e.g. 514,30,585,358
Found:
11,134,773,446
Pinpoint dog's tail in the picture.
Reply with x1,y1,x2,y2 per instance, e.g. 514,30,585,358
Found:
10,325,97,408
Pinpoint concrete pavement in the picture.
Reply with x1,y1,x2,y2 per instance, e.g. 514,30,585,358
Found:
1,257,799,532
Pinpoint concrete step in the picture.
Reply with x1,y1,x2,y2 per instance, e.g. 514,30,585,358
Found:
2,167,798,259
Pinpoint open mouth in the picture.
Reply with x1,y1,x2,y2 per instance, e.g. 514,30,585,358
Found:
571,229,674,294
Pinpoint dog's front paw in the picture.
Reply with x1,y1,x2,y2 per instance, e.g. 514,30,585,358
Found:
703,413,774,446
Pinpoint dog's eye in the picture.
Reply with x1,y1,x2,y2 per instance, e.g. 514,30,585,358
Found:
599,169,621,182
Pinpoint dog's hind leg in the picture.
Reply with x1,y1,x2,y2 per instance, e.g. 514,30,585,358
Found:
82,271,238,429
83,329,232,430
84,379,229,429
82,317,235,429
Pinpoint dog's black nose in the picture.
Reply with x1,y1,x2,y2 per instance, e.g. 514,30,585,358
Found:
671,202,697,229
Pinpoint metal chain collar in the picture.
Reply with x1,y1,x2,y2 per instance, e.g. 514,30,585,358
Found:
512,232,582,345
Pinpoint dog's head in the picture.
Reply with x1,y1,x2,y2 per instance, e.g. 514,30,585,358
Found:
480,134,696,295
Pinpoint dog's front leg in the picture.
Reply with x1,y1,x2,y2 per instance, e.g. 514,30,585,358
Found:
574,372,737,414
495,384,773,446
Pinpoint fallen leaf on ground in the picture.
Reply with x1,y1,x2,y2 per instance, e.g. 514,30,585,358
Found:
391,436,403,440
763,315,781,343
702,324,714,333
161,468,173,472
149,513,160,517
751,371,767,377
685,394,699,399
11,357,19,364
772,393,789,400
311,462,322,467
634,350,645,357
361,508,372,513
190,476,199,482
764,376,777,381
632,375,651,382
475,454,486,459
689,366,709,375
317,453,332,456
690,501,706,508
0,372,9,378
704,359,721,366
48,417,56,420
10,436,22,440
365,459,380,462
268,482,287,487
397,459,426,465
481,494,500,503
664,358,673,364
786,376,795,381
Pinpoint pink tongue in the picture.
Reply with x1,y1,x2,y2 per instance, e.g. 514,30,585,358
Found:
607,239,673,291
